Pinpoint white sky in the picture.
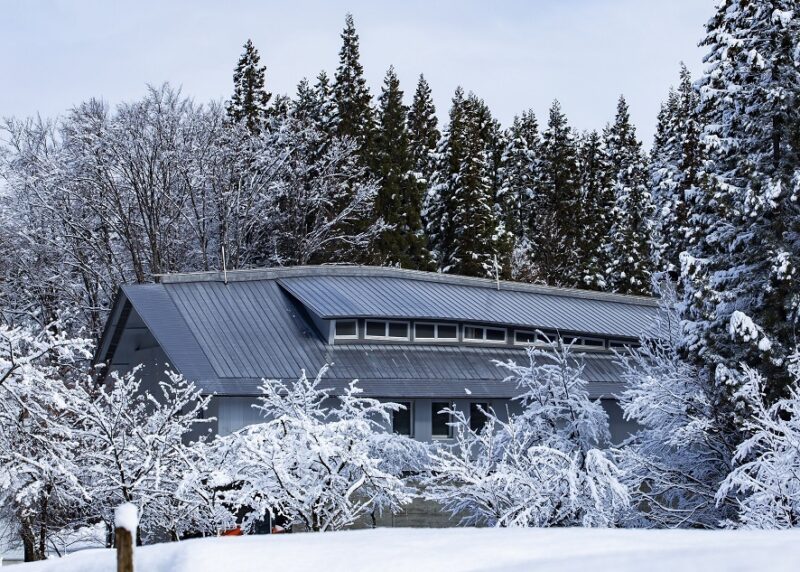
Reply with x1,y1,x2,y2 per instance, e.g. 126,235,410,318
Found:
1,0,716,146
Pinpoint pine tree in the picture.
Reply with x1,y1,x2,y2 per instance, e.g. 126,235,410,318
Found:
577,129,614,289
373,67,431,269
334,14,375,158
530,101,582,286
498,111,540,281
681,1,800,401
227,39,272,133
407,75,440,187
650,64,703,279
604,96,652,295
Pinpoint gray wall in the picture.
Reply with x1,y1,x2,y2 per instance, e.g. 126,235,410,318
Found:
213,395,637,444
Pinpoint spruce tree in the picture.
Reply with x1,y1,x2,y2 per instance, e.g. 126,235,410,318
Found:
425,88,466,272
334,13,375,158
530,101,582,286
407,75,440,187
452,94,507,277
373,67,431,269
604,96,652,295
650,64,703,280
681,1,800,401
577,129,614,289
227,39,272,133
425,89,505,278
293,71,336,137
498,111,540,281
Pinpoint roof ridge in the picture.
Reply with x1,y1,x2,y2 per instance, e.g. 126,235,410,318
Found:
154,264,659,307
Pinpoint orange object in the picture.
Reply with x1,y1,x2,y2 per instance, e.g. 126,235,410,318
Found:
221,527,243,536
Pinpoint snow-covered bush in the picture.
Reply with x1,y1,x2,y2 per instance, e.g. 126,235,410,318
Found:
211,366,419,532
0,324,93,560
717,358,800,528
617,284,736,528
64,367,217,542
423,343,629,527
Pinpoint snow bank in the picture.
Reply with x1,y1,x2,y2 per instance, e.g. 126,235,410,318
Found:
10,527,800,572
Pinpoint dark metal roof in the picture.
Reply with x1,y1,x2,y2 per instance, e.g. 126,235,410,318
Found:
102,266,655,398
277,274,655,339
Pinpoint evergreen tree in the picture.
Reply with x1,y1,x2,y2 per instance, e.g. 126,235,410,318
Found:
498,111,540,281
425,88,466,272
454,94,508,277
373,67,431,269
407,75,440,187
650,64,703,279
293,71,337,137
334,14,375,157
604,96,652,295
530,101,582,286
425,89,506,278
227,39,272,133
681,1,800,401
577,129,614,289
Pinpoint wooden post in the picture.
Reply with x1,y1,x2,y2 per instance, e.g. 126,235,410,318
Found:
115,503,137,572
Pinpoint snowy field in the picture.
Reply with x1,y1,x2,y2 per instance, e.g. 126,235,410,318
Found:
9,527,800,572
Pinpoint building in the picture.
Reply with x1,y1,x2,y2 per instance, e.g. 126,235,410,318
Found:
95,265,657,443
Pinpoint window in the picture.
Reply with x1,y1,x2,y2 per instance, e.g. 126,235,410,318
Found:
463,325,507,343
561,335,605,349
580,337,606,349
470,402,489,433
516,330,606,350
415,323,436,339
438,324,458,339
393,402,413,436
431,402,453,439
414,322,459,341
514,330,538,345
364,320,410,340
608,339,639,350
334,320,358,339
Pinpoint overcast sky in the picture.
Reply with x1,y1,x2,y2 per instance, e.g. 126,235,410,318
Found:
2,0,717,146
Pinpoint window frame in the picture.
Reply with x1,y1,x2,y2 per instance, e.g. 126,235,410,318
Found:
333,319,359,340
462,324,507,344
413,322,460,342
364,319,411,341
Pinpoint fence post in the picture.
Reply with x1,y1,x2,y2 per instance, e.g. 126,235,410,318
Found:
115,503,137,572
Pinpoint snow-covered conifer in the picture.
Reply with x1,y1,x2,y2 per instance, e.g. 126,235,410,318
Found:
680,0,800,400
227,39,272,133
604,96,653,294
530,101,582,285
373,67,431,269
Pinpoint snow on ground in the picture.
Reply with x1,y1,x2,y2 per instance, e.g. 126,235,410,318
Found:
10,527,800,572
